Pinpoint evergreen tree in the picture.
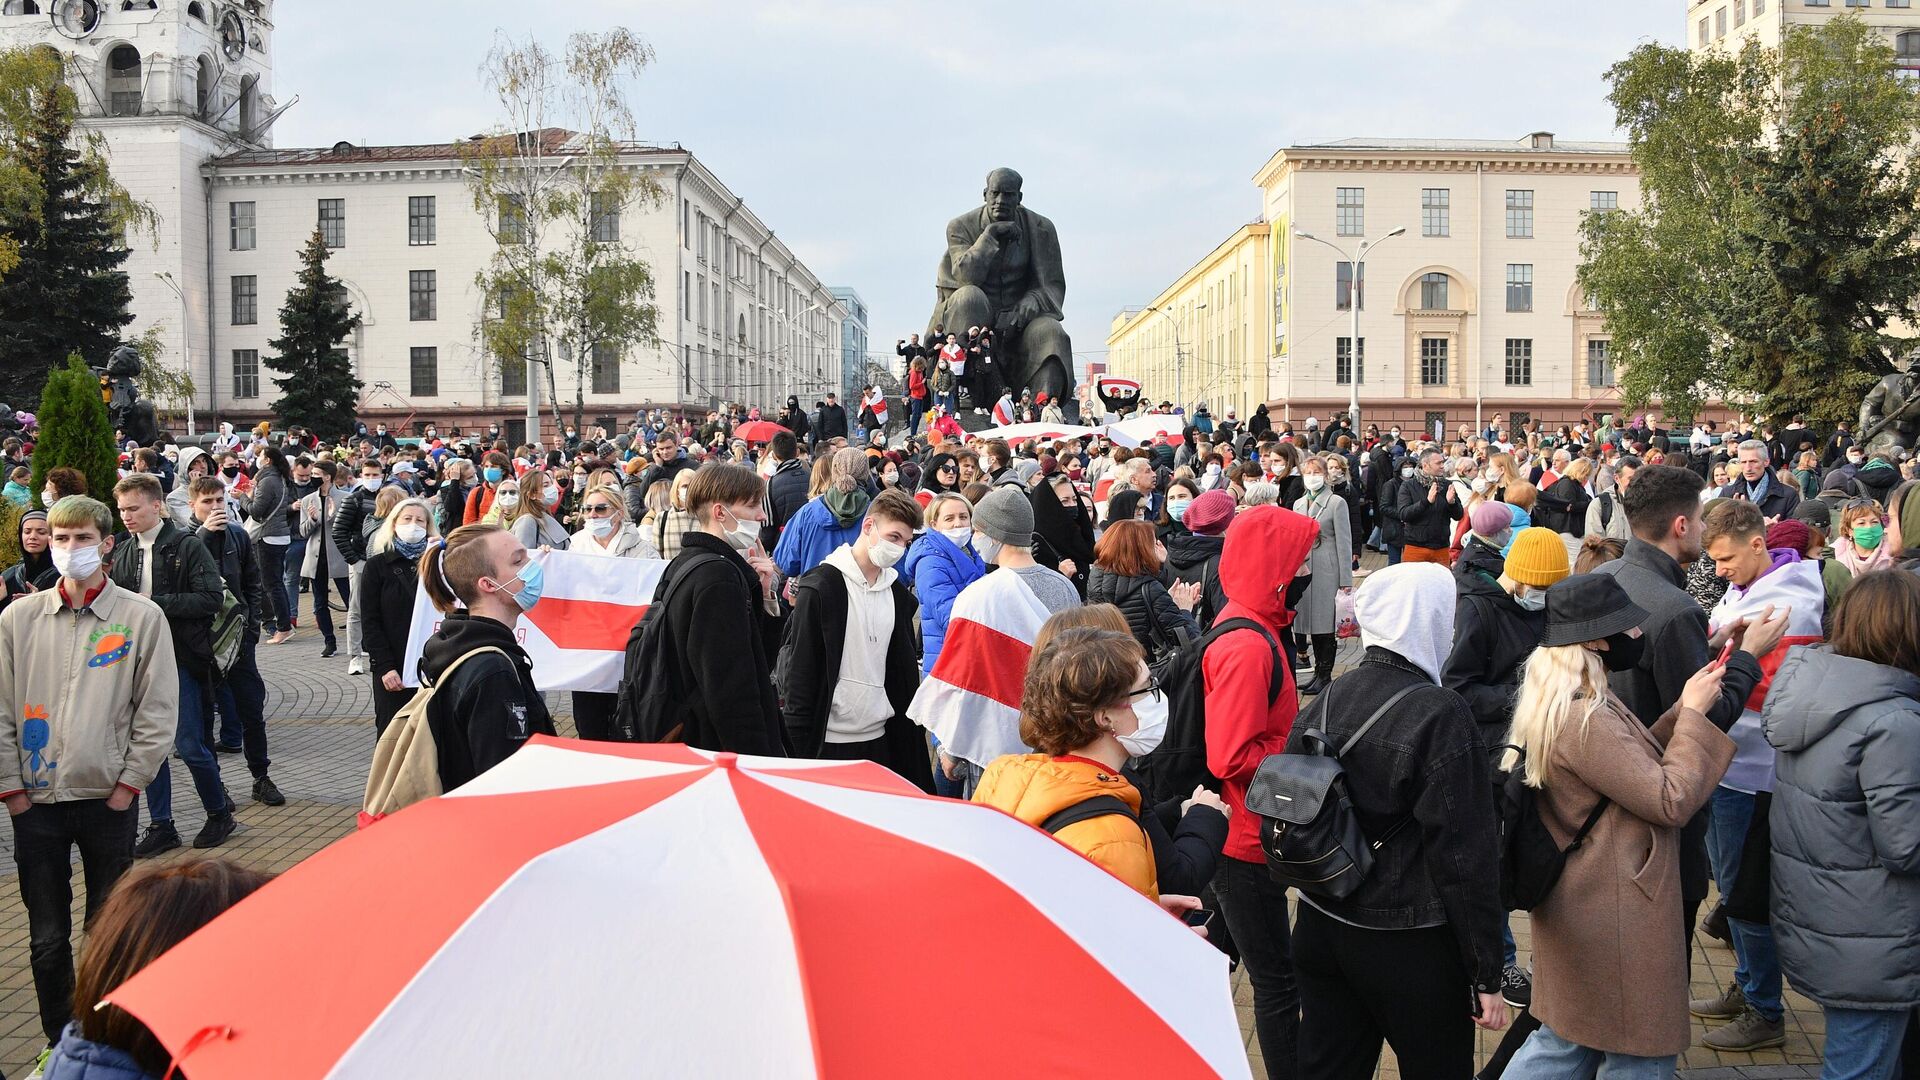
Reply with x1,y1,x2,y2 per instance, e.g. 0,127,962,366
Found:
265,229,362,439
29,354,120,513
0,68,134,411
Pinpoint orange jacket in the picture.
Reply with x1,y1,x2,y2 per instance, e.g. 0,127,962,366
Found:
973,754,1158,899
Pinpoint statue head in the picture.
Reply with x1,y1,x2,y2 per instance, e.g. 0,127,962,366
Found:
983,168,1023,222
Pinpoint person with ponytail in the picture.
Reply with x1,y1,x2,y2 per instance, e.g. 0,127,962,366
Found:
414,524,555,790
360,498,440,734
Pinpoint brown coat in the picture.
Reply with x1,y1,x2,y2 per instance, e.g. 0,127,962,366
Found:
1528,692,1734,1058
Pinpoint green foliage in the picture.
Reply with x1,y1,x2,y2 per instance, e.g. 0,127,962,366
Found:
1579,15,1920,424
29,353,120,513
0,499,20,570
131,324,195,421
264,230,363,438
0,47,151,412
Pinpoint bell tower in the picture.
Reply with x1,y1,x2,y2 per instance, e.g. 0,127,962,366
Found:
0,0,281,431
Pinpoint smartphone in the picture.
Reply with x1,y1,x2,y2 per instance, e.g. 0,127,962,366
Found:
1183,908,1215,931
1713,638,1736,669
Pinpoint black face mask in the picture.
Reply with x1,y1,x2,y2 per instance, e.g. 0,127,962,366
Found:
222,467,241,478
1600,630,1645,672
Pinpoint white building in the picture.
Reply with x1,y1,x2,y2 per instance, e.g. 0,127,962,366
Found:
0,0,847,441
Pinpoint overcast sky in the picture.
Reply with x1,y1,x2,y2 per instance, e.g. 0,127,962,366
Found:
275,0,1680,371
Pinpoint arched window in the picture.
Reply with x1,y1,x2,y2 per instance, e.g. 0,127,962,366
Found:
1898,31,1920,84
186,1,206,19
119,0,157,9
1419,272,1449,311
195,54,216,116
737,314,747,344
107,44,141,116
238,73,257,137
3,2,44,17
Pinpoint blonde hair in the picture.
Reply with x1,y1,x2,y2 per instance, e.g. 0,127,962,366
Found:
1563,458,1594,485
1502,644,1610,787
368,497,440,556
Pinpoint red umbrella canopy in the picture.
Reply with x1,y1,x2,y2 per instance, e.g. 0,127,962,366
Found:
732,419,787,444
108,740,1248,1079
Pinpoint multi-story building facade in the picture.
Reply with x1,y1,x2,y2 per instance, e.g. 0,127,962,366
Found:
829,286,868,403
1105,224,1269,420
1690,0,1920,64
0,1,844,440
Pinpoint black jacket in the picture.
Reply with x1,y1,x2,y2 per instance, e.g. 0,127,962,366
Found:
659,532,786,756
360,547,424,682
1376,476,1406,544
1124,767,1228,898
0,546,55,616
779,564,933,791
763,458,810,548
331,482,384,563
1596,539,1762,734
107,520,224,676
780,406,811,440
1394,472,1462,549
1535,476,1592,537
1287,648,1505,993
1086,567,1200,662
1163,532,1227,630
1716,475,1801,521
817,403,849,440
199,521,265,644
417,612,555,791
1442,539,1544,749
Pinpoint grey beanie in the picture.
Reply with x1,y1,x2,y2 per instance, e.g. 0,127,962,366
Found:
973,486,1034,548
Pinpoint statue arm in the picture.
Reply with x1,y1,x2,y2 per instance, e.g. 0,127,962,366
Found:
946,217,1002,286
1861,380,1889,432
1015,213,1068,324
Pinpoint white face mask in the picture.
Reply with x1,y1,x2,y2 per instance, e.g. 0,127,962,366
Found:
1303,474,1325,493
51,543,102,581
496,489,519,508
722,508,761,551
360,477,381,492
42,488,57,506
868,539,907,568
974,533,1005,563
588,517,615,537
1471,477,1489,495
395,524,427,544
940,525,974,547
1400,466,1416,480
1116,691,1168,758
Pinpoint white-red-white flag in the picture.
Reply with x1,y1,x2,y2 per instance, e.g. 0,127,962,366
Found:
907,570,1052,767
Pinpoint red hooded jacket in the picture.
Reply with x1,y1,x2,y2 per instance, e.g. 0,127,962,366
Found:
1204,505,1318,862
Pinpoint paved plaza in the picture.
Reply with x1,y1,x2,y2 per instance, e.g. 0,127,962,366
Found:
0,594,1829,1077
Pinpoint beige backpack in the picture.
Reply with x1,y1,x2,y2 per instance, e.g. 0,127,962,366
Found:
361,646,509,824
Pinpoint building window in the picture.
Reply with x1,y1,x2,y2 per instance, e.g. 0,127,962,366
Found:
683,271,691,319
500,355,527,396
410,347,438,397
589,191,619,243
591,342,619,393
409,270,436,321
1716,7,1728,36
497,194,527,245
3,2,44,13
1805,0,1826,5
1504,339,1533,386
408,196,436,245
1899,31,1920,82
228,201,255,250
697,274,707,328
1505,190,1534,238
1336,187,1364,236
1335,262,1364,311
231,349,259,399
1421,188,1449,237
1700,16,1710,45
317,198,345,248
1845,0,1869,7
1506,264,1534,312
1420,272,1449,311
1591,190,1619,211
1736,0,1747,24
1890,0,1910,7
1754,0,1765,11
1588,339,1617,387
1420,337,1449,386
107,45,141,116
230,275,256,325
1335,337,1364,385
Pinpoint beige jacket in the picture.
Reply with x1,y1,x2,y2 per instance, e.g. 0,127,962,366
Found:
0,578,178,802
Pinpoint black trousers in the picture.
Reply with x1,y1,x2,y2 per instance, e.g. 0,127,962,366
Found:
571,691,618,741
372,678,412,736
1293,902,1474,1080
1214,857,1299,1079
10,799,138,1043
1294,632,1337,679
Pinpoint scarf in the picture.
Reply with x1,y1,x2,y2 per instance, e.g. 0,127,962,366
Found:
822,487,871,527
1832,535,1891,576
393,537,430,561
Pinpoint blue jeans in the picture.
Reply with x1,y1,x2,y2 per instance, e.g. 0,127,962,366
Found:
282,535,308,622
1506,1024,1675,1079
212,642,270,778
1386,543,1403,565
1502,917,1518,969
1706,785,1783,1021
1820,1006,1909,1080
907,396,928,437
144,666,231,824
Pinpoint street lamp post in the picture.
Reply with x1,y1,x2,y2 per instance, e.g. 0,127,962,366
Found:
1143,302,1203,409
1293,226,1405,439
152,272,196,435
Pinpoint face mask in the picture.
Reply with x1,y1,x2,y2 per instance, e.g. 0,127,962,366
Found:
1600,630,1644,672
1482,528,1513,551
1389,429,1401,439
484,467,504,484
496,489,520,509
721,508,761,551
1303,475,1325,493
1330,471,1347,485
1852,523,1884,550
882,472,899,486
574,474,589,487
51,543,102,581
1401,466,1416,480
222,467,241,478
544,485,560,507
1205,463,1221,477
492,556,544,611
395,523,427,544
1471,477,1489,496
42,488,57,506
588,517,615,538
1167,499,1192,522
1513,588,1547,612
940,525,974,547
1484,468,1500,483
360,477,381,492
869,539,907,568
1848,453,1864,465
1116,692,1168,758
974,533,1005,563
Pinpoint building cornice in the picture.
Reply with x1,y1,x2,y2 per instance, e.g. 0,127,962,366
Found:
1254,145,1636,186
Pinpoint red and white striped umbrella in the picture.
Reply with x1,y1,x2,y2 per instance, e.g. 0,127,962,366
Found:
108,739,1249,1079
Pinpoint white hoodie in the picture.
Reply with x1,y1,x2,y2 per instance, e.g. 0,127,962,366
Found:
822,544,896,744
1353,562,1457,683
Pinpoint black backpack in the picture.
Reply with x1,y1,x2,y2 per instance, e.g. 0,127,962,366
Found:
1130,617,1283,808
1039,793,1137,836
1495,744,1610,911
612,552,726,743
1247,682,1422,901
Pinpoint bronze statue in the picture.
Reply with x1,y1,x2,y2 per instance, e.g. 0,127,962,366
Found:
95,343,159,446
927,168,1075,418
1858,349,1920,455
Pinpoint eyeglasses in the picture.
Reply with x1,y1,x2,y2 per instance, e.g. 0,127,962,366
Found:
583,503,618,516
1127,679,1164,705
938,463,957,472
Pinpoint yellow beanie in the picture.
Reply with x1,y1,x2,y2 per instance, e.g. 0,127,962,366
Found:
1504,526,1570,588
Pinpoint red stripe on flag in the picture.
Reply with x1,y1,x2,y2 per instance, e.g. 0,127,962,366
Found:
1746,636,1822,712
522,596,649,652
931,618,1031,710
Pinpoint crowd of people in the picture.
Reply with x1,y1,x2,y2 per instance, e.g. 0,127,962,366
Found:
0,398,1917,1078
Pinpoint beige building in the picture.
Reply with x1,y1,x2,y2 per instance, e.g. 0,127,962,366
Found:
1105,223,1268,420
1691,0,1920,64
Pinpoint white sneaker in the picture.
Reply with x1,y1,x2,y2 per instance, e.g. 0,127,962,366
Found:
347,656,366,675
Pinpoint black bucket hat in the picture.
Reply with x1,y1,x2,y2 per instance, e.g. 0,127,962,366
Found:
1538,574,1651,647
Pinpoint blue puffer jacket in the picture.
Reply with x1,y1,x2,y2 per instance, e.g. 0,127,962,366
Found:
42,1023,159,1080
900,528,985,674
772,493,867,579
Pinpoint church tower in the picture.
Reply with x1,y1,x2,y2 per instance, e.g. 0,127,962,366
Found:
0,0,279,429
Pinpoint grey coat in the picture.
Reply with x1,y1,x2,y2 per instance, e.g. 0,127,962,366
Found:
1290,489,1352,634
243,467,291,541
1764,646,1920,1010
297,488,350,579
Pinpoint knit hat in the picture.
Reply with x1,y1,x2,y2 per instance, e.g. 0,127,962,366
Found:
1469,500,1512,539
1765,518,1811,555
1504,527,1571,588
1185,489,1236,535
973,486,1034,548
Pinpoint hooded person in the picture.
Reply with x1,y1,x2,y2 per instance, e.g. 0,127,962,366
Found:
772,447,873,580
1204,504,1319,1072
0,508,55,614
1029,470,1095,597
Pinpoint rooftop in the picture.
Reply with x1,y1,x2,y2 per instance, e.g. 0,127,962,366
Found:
1291,134,1628,155
210,127,681,169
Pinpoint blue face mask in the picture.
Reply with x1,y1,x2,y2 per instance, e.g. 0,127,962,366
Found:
499,557,544,611
484,467,504,485
1168,499,1191,522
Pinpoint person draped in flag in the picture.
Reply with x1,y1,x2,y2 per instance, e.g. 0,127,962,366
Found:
1690,498,1823,1054
992,388,1018,428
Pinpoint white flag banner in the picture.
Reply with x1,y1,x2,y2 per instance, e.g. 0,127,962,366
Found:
401,550,669,694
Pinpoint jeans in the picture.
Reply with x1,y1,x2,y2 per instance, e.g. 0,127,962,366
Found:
1502,918,1518,969
212,641,271,777
953,758,985,800
9,799,138,1043
144,666,231,824
907,396,928,437
313,574,350,646
345,560,365,659
1506,1024,1674,1079
255,539,291,634
1293,902,1471,1080
929,734,964,800
940,387,959,414
1820,1006,1909,1080
1213,857,1299,1078
1706,785,1782,1021
282,535,308,622
1386,543,1403,566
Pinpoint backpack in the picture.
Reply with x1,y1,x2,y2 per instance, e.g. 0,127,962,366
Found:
1597,491,1614,531
612,552,727,743
1247,682,1422,901
362,646,509,823
1495,744,1610,911
1039,793,1138,835
1130,617,1283,808
209,587,246,676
